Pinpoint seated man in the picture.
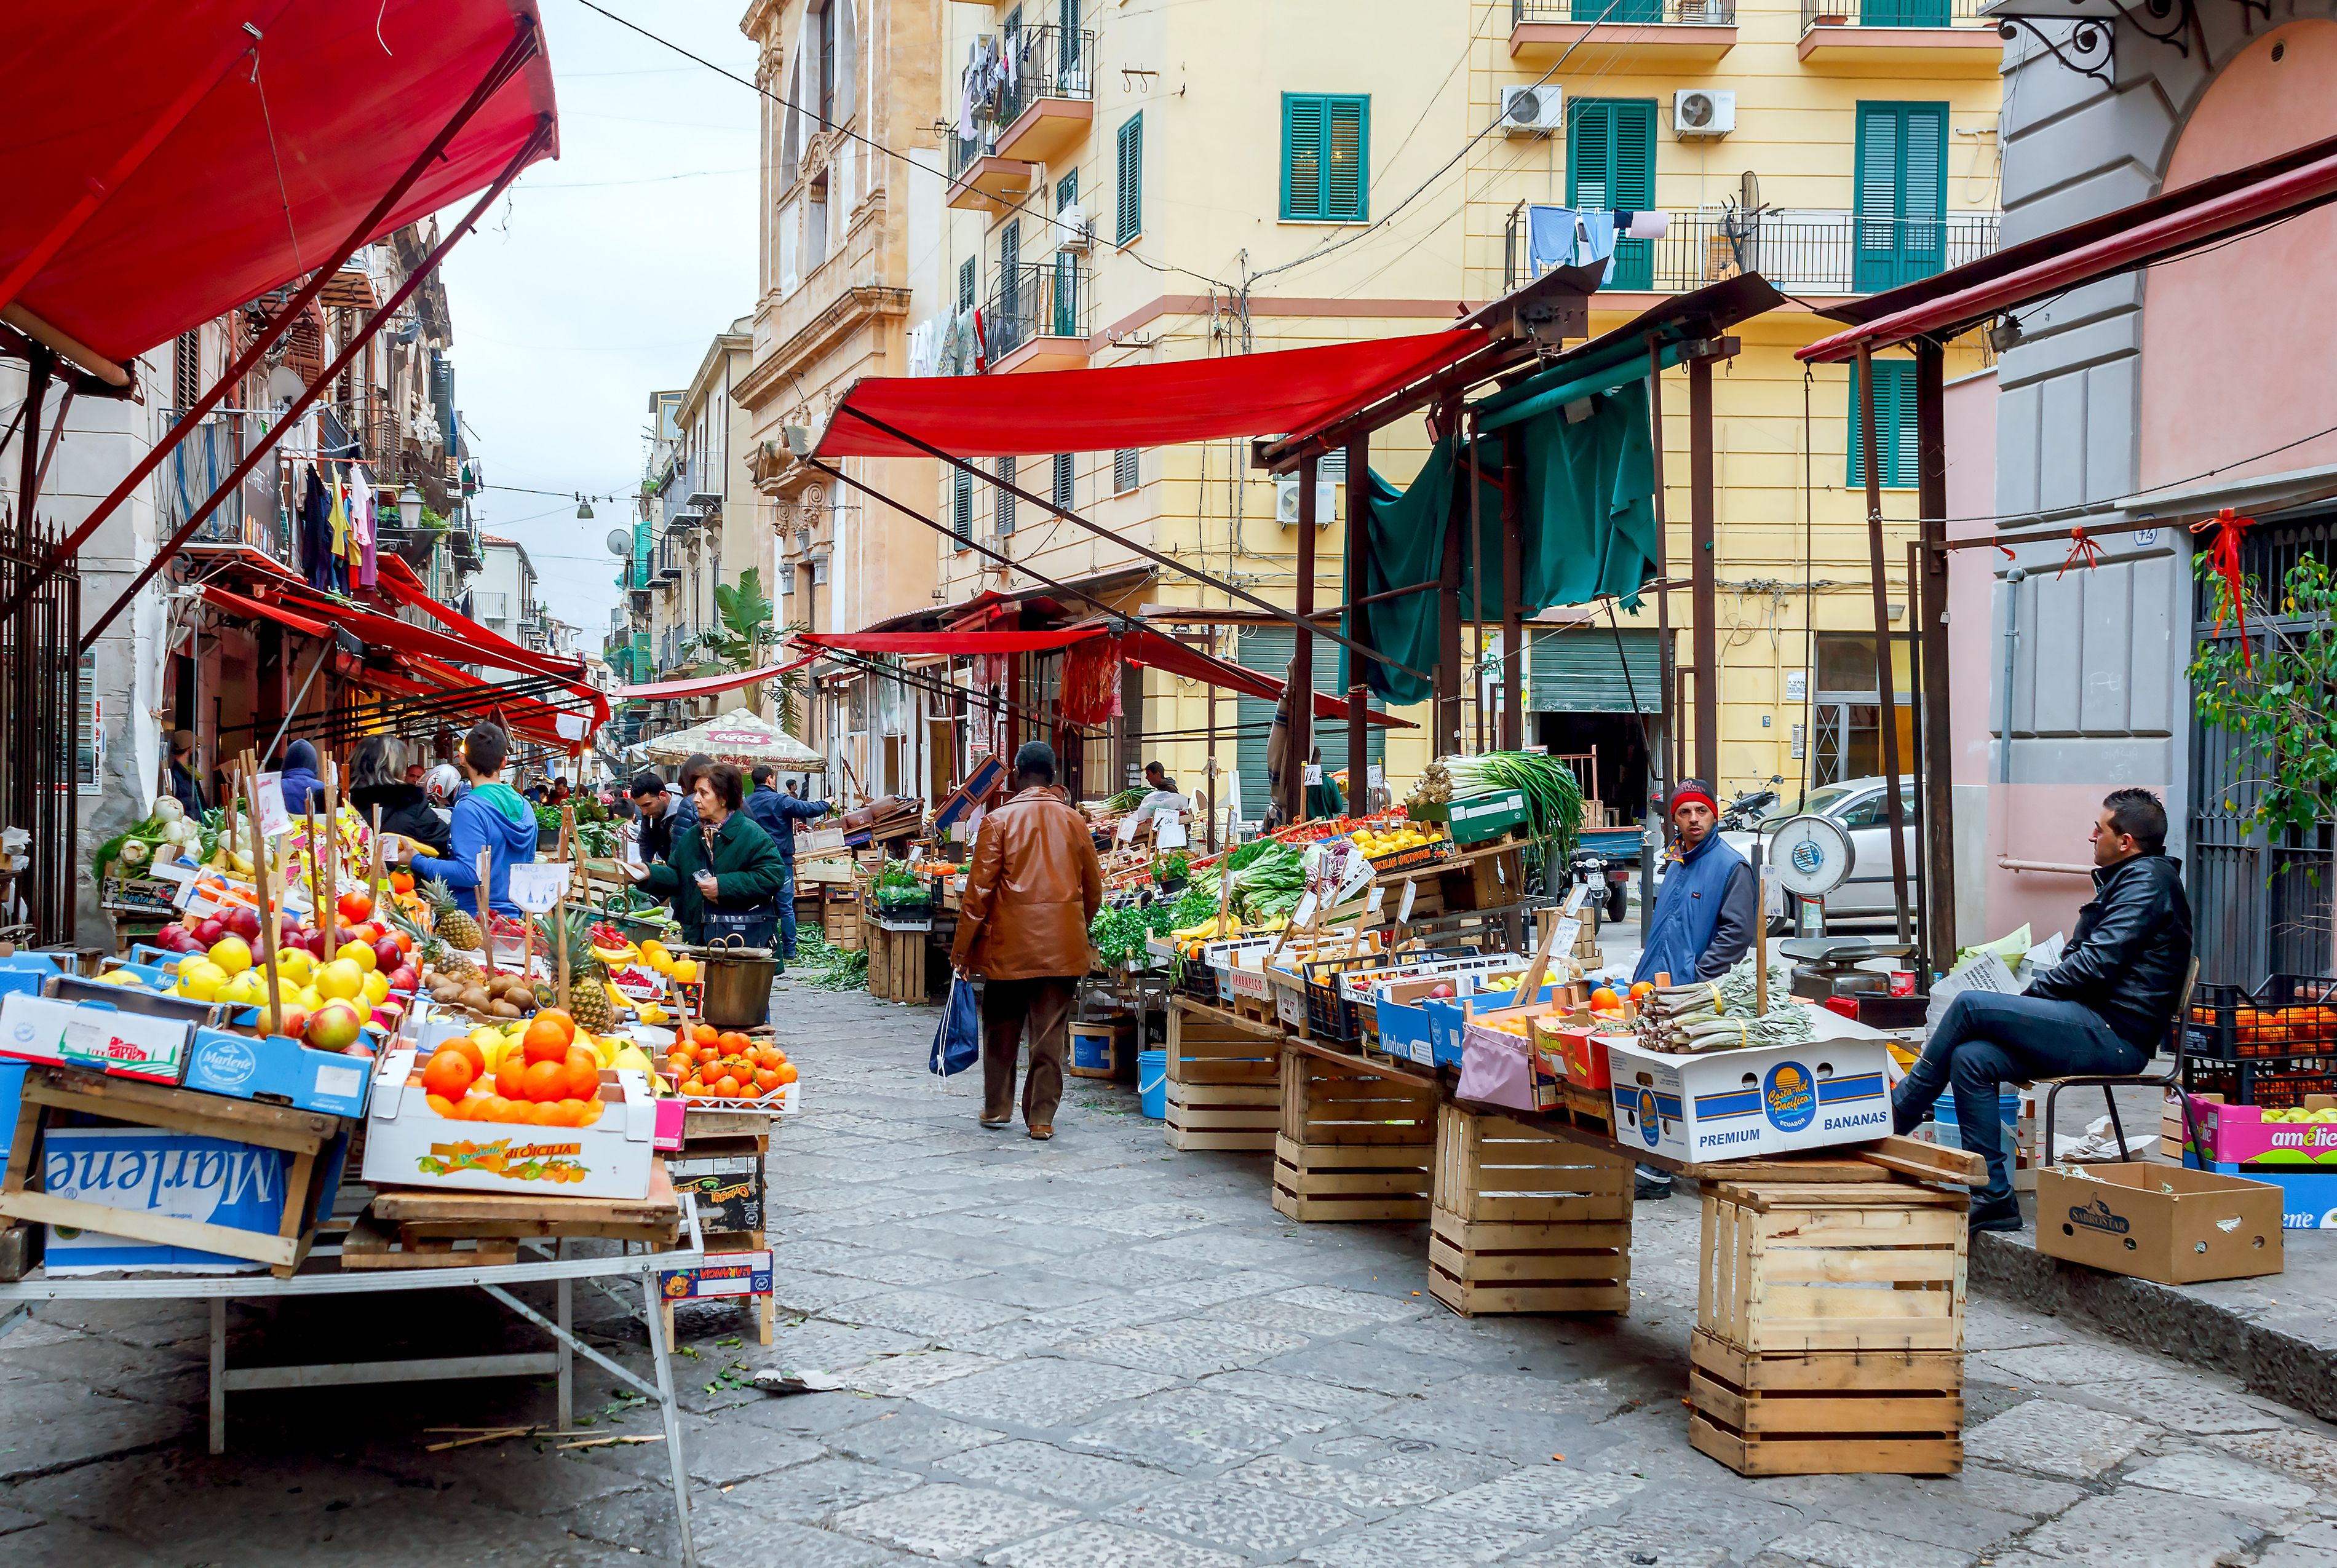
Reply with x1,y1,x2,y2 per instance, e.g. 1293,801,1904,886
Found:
1894,788,2192,1232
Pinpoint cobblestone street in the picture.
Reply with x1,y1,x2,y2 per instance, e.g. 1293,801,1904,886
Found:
6,982,2337,1566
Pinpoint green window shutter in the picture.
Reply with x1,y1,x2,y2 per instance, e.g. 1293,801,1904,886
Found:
1282,94,1369,222
1056,168,1078,210
1567,101,1613,208
1283,95,1323,220
997,457,1017,534
952,469,974,544
1847,359,1918,489
1854,102,1948,289
1052,453,1074,509
1116,113,1143,243
957,256,975,314
1566,98,1655,288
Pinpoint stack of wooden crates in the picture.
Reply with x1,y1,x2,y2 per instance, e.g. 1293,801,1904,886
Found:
1690,1178,1969,1476
1163,1004,1281,1151
1428,1106,1633,1316
1271,1047,1440,1222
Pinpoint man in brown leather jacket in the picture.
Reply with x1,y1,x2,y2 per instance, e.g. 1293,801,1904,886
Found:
948,742,1106,1139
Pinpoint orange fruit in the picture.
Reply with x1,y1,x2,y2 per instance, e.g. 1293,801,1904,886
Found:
718,1031,751,1052
527,1008,576,1045
522,1032,570,1067
577,1098,603,1124
1590,987,1621,1011
481,1095,517,1122
562,1048,601,1100
711,1074,741,1098
426,1092,456,1118
440,1037,488,1077
522,1059,568,1104
694,1024,719,1046
681,1080,710,1097
454,1094,490,1121
753,1067,781,1092
495,1057,529,1101
774,1062,798,1085
694,1043,720,1065
1629,980,1656,1000
528,1101,568,1125
421,1050,477,1099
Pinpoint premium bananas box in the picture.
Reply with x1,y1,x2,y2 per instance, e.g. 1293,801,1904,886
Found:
1608,1034,1894,1163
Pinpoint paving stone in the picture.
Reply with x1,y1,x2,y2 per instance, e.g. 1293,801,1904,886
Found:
1025,1293,1184,1335
739,1389,907,1438
1069,1386,1338,1470
1362,1400,1602,1462
1203,1294,1383,1334
889,1232,1057,1270
983,1520,1245,1568
945,1318,1094,1359
1077,1202,1221,1239
787,1240,1000,1288
766,1267,895,1315
1502,1524,1729,1568
682,1422,829,1486
1106,1475,1359,1553
1253,1338,1472,1397
1067,1318,1311,1379
940,1438,1173,1505
1424,1465,1643,1530
2211,1427,2337,1491
691,1509,913,1568
1268,1284,1432,1323
934,1270,1123,1310
1366,1316,1535,1365
717,1457,924,1524
1975,1343,2183,1387
973,1221,1125,1255
1049,1248,1224,1289
761,1318,934,1373
1140,1269,1306,1309
0,1382,194,1480
1140,1231,1325,1269
845,1349,1006,1396
1294,1511,1539,1567
917,1356,1183,1430
2019,1487,2264,1567
831,1411,1007,1465
834,1481,1077,1559
824,1288,1030,1340
1962,1400,2151,1479
1911,1465,2085,1521
1197,1369,1400,1422
1764,1521,1977,1568
2255,1519,2337,1567
2078,1379,2289,1434
2122,1451,2318,1518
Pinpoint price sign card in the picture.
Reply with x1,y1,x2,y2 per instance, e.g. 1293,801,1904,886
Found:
508,861,571,914
252,773,292,839
1397,879,1418,922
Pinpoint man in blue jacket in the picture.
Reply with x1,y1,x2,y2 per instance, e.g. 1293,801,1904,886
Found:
401,721,539,921
1633,779,1756,989
745,765,830,961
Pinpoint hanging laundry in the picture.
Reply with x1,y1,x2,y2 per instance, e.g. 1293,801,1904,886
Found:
349,465,378,588
1526,206,1577,280
327,480,351,592
299,466,333,589
1573,210,1620,283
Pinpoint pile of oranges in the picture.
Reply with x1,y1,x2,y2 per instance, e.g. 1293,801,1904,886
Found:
420,1010,608,1126
666,1024,796,1101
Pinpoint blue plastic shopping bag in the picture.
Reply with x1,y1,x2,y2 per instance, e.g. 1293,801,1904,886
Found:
930,976,980,1077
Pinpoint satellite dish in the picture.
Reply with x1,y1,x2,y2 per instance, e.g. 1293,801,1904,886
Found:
1766,814,1854,898
1740,170,1762,213
605,528,632,556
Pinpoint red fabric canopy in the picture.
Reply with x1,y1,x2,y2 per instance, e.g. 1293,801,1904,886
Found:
816,330,1490,459
1,1,557,365
1119,627,1412,727
202,583,330,639
802,628,1102,655
611,655,815,702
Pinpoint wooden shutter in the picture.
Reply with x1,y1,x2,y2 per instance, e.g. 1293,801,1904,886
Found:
1568,101,1613,209
1567,99,1655,288
1325,97,1366,221
997,457,1016,535
1855,102,1948,288
1116,113,1143,242
953,468,973,543
1847,360,1918,489
1284,95,1323,220
1052,453,1074,509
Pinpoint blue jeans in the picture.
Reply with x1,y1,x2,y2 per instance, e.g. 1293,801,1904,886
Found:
776,858,797,959
1894,991,2146,1203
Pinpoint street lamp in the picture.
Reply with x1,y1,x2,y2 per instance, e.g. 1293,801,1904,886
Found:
397,484,423,528
576,493,595,520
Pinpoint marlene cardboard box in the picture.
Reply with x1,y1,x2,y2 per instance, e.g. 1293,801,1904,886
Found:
1607,1034,1895,1163
362,1048,659,1200
40,1123,330,1275
2034,1162,2283,1283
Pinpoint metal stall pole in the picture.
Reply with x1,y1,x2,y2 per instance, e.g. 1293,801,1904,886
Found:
1914,337,1956,973
1346,434,1371,809
1438,413,1467,761
1643,339,1672,941
1290,451,1317,822
1501,437,1524,753
1907,538,1931,973
1687,342,1725,786
1857,343,1914,947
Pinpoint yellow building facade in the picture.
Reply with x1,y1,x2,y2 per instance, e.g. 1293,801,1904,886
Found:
908,0,2000,821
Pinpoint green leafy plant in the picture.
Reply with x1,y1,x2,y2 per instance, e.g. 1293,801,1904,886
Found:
703,568,774,670
2189,553,2337,852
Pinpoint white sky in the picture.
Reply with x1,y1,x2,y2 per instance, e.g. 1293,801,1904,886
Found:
433,0,760,654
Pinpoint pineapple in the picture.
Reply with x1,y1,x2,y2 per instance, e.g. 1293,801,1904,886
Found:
535,909,613,1031
386,901,477,984
422,876,484,952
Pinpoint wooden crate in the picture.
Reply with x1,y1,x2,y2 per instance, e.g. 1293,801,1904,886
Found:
866,924,930,1004
1165,1004,1281,1152
1271,1048,1440,1222
1427,1104,1631,1316
1687,1328,1964,1476
1697,1179,1969,1356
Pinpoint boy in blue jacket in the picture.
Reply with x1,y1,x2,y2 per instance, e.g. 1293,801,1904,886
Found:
402,721,539,920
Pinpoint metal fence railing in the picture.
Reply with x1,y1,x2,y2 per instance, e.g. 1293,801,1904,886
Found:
1504,207,2001,296
983,259,1093,363
997,24,1094,124
160,410,295,568
1514,0,1737,23
1799,0,1988,29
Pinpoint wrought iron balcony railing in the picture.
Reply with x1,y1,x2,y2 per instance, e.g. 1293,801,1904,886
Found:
996,25,1095,124
1799,0,1988,30
1514,0,1737,23
1503,206,2000,296
983,259,1092,364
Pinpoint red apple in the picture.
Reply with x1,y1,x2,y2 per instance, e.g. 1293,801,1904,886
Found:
304,999,365,1051
386,965,419,992
341,1043,375,1059
224,906,261,941
371,935,403,973
194,916,229,947
279,1006,311,1042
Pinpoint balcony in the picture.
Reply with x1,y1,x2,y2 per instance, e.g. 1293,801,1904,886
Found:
983,259,1093,373
1502,206,1999,298
162,410,295,570
946,128,1038,218
1798,0,2002,72
993,26,1094,165
1511,0,1737,65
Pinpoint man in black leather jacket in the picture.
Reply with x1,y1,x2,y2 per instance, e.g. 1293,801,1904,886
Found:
1894,788,2192,1231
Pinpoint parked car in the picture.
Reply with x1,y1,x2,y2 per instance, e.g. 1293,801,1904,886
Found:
1718,776,1918,929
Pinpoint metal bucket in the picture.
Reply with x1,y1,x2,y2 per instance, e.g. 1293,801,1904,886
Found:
694,935,777,1028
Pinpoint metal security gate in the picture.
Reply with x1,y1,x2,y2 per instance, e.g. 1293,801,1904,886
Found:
0,506,82,944
2189,510,2336,987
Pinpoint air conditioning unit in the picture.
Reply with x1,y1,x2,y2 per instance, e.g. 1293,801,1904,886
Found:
1056,204,1093,252
1673,89,1736,140
1500,85,1565,138
1275,477,1337,528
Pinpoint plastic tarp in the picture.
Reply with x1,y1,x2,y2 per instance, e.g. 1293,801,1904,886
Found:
815,330,1489,459
645,708,823,770
1342,382,1659,706
610,654,816,702
1,0,557,364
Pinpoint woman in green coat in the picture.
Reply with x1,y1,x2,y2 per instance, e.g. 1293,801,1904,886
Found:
622,762,790,950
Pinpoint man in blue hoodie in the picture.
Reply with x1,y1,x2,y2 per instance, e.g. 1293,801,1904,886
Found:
279,739,327,815
401,721,539,920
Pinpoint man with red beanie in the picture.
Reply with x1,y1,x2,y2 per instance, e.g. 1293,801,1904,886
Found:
1632,778,1757,989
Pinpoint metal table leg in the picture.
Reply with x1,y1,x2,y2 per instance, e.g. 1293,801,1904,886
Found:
641,1265,696,1568
556,1239,573,1430
209,1298,227,1455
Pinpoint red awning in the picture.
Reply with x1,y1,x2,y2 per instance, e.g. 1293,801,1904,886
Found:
1,1,557,366
1119,627,1413,728
802,628,1103,655
816,329,1490,459
611,655,816,702
1800,135,2337,365
202,583,330,639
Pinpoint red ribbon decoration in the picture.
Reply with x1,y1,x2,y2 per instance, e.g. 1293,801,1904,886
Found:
2056,526,2103,579
2191,507,2256,673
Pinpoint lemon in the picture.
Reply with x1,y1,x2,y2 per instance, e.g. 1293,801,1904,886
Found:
671,957,698,984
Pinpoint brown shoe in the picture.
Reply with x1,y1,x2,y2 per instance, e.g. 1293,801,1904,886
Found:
1027,1124,1054,1140
980,1116,1011,1129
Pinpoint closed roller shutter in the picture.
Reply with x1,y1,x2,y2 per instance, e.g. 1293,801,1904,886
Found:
1528,627,1660,713
1231,624,1385,820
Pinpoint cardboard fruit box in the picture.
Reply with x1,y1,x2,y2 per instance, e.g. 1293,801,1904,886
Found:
362,1048,659,1200
2035,1162,2283,1284
1608,1034,1895,1163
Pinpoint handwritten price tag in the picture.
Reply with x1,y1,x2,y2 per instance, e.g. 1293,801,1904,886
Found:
507,861,571,914
1397,879,1417,923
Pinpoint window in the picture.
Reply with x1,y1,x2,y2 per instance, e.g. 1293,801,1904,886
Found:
1115,113,1143,244
172,331,200,413
1280,95,1368,222
815,0,836,126
958,256,977,314
1854,101,1948,290
1846,358,1918,489
1060,0,1082,69
778,201,800,295
996,456,1017,534
952,467,974,547
1113,448,1139,494
1057,168,1077,213
1809,633,1914,786
1052,452,1074,509
1565,98,1656,290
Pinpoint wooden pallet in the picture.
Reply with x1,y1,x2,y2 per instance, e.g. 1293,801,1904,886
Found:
865,923,930,1004
1271,1046,1439,1222
370,1162,684,1248
1165,1003,1281,1152
339,1211,521,1269
1697,1179,1969,1356
1427,1103,1631,1316
1687,1329,1964,1476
